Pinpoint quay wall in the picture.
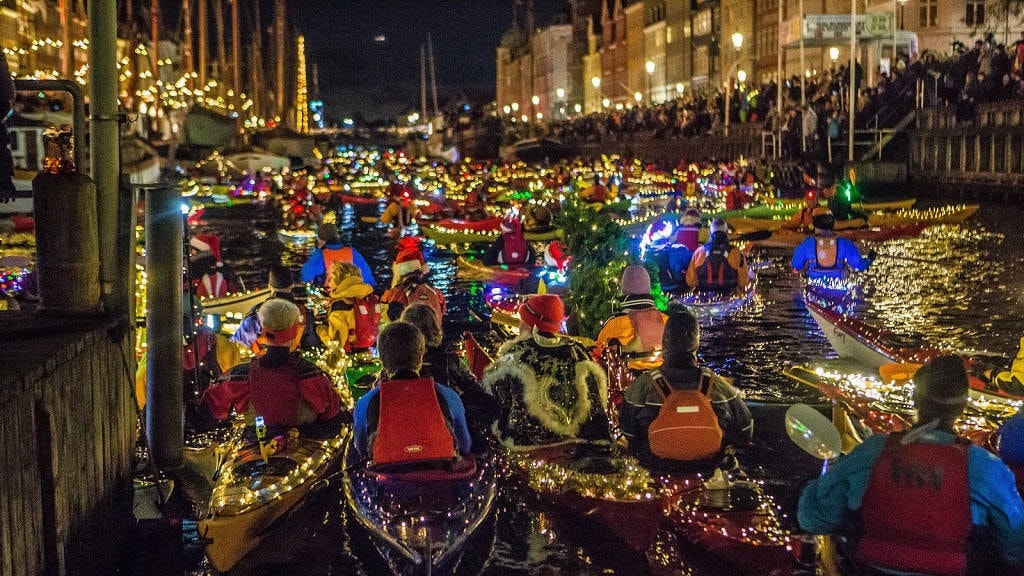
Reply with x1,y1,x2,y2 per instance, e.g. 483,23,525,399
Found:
911,103,1024,202
0,316,136,576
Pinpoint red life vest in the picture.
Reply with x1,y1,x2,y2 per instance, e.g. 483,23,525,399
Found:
500,221,529,266
626,308,665,356
675,226,700,252
856,435,972,576
183,329,216,371
372,377,456,467
321,246,354,285
244,359,306,427
350,295,381,350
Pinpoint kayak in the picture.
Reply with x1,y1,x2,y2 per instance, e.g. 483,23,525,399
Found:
456,256,534,287
200,286,272,321
729,204,978,236
660,468,800,575
421,220,563,244
503,443,669,554
198,422,349,573
713,198,917,221
343,439,497,575
674,279,756,320
277,228,318,245
802,299,1024,411
752,222,929,249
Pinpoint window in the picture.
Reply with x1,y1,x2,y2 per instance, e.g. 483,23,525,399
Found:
693,10,712,36
919,0,937,28
966,1,985,26
694,45,709,77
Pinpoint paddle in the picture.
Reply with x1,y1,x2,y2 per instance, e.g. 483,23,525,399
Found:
359,216,379,224
878,362,922,384
785,403,843,475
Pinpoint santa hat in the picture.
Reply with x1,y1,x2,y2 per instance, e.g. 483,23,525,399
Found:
190,234,223,267
518,294,564,334
393,237,428,279
544,241,571,272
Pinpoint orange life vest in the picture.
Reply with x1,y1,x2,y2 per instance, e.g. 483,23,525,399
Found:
321,246,354,285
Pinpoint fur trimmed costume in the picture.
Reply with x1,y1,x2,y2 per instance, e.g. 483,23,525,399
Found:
482,332,612,449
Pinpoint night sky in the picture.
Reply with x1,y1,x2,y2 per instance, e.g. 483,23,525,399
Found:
290,0,561,122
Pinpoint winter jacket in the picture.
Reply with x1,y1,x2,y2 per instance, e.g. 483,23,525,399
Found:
316,274,373,349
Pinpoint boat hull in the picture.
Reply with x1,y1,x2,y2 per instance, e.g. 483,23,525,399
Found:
344,444,497,575
200,287,272,319
199,427,348,573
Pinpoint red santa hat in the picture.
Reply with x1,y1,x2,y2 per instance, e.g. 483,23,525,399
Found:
500,217,521,234
190,234,223,267
392,236,428,279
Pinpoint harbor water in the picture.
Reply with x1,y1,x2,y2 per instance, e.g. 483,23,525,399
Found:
169,194,1024,576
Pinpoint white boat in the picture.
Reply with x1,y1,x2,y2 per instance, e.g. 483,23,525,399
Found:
225,149,292,173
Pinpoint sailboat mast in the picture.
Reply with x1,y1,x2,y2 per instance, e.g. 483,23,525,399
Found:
420,44,428,120
198,0,208,86
427,33,438,116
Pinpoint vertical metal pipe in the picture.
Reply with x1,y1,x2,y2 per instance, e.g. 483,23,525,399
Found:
849,0,857,162
799,0,806,153
146,186,184,470
198,0,208,87
777,0,784,156
89,0,121,312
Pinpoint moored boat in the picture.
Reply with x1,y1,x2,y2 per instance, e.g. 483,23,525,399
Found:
343,441,497,575
198,423,349,573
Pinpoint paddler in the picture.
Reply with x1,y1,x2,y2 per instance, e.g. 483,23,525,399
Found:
798,355,1024,575
790,209,869,280
300,222,376,288
200,299,344,436
685,219,750,294
593,265,668,371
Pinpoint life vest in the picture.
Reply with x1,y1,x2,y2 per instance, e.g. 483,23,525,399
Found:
197,272,228,299
403,281,446,323
321,246,354,285
647,369,723,460
856,435,972,576
814,237,839,269
183,329,216,371
371,378,457,467
696,243,738,291
330,294,381,350
675,226,700,252
625,308,665,357
244,358,307,427
499,221,529,266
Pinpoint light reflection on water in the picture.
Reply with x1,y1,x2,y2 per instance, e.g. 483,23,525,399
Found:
193,197,1023,576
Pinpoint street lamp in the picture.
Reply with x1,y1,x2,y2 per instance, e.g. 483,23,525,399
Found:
724,32,744,137
645,60,655,103
602,97,610,109
634,91,643,106
829,46,840,69
591,76,601,112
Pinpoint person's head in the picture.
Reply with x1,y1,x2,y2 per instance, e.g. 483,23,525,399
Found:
317,223,339,246
661,303,699,367
544,240,571,272
912,355,969,427
268,266,294,293
258,298,303,350
518,294,564,335
500,217,522,236
620,264,652,297
682,207,701,227
709,218,728,235
401,303,442,348
811,207,835,234
378,321,425,377
327,260,362,291
392,243,427,285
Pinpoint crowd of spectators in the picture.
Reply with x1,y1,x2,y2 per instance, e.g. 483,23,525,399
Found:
499,31,1024,164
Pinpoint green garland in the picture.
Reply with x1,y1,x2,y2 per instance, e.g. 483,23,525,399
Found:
555,197,630,339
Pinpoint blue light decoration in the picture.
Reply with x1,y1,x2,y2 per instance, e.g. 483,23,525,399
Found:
310,100,325,130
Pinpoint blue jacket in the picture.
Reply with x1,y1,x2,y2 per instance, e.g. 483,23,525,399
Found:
353,379,472,460
799,430,1024,568
790,234,867,280
300,240,376,287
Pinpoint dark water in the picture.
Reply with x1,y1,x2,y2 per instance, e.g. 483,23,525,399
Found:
178,196,1024,576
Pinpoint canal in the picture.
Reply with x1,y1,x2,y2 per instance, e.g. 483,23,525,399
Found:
159,193,1024,576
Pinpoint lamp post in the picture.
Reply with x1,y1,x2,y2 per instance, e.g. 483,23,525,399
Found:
724,32,744,137
645,60,655,103
591,76,601,113
556,87,565,119
531,94,540,135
